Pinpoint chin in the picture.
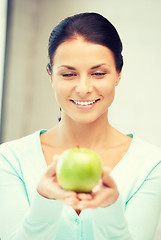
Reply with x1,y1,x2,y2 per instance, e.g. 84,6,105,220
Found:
62,107,108,125
70,114,104,125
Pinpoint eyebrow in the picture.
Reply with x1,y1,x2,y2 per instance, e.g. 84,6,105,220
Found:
57,63,109,70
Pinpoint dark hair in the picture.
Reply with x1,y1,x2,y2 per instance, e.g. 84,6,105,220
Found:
47,12,123,74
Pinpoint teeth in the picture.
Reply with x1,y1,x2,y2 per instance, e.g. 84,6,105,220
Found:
74,100,96,105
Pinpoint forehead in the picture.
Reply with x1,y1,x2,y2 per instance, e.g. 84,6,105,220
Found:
53,38,115,68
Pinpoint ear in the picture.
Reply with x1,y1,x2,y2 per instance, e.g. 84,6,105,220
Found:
115,70,122,86
50,75,55,89
46,64,55,88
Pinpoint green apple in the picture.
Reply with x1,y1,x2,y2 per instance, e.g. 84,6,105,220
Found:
56,147,102,192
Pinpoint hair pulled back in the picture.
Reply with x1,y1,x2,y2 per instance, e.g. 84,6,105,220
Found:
47,12,123,74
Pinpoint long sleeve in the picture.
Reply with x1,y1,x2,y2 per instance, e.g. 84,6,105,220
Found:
91,195,132,239
0,148,63,240
1,132,161,240
91,161,161,240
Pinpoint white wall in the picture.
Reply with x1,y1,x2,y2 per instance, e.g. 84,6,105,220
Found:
0,0,8,135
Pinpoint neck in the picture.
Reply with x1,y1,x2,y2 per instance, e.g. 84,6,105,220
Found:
56,113,114,149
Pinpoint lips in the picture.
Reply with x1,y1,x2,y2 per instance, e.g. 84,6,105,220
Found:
70,99,100,106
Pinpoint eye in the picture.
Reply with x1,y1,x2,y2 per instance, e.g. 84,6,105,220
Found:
62,73,77,77
61,72,77,80
91,72,107,78
92,72,106,76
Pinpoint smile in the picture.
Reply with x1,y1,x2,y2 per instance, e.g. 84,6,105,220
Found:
71,99,100,106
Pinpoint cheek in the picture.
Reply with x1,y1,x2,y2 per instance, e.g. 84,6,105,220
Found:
99,80,115,97
54,83,71,106
53,82,62,104
54,87,63,105
101,82,116,106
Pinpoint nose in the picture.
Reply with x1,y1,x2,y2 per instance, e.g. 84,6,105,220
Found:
75,76,93,97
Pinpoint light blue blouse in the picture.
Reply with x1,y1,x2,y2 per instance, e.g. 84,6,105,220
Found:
0,130,161,240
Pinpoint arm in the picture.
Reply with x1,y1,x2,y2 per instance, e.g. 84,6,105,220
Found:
0,150,63,240
124,161,161,239
91,162,161,240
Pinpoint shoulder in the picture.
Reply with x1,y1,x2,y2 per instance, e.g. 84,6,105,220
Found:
114,135,161,202
114,134,161,183
0,130,43,176
127,134,161,185
0,130,42,156
132,135,161,165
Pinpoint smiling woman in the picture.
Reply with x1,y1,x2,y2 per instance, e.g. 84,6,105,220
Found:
0,12,161,240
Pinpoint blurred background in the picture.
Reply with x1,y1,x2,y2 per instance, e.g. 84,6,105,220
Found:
0,0,161,237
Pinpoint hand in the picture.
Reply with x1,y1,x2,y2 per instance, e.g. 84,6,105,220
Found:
37,155,79,204
67,167,119,210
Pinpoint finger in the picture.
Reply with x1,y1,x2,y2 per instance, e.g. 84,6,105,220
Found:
77,192,93,200
92,183,101,193
102,167,117,189
58,189,77,198
102,166,112,175
48,181,77,200
52,176,77,198
63,196,80,206
77,188,114,209
45,154,59,177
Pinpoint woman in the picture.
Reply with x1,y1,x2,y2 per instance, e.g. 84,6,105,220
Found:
1,12,161,240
